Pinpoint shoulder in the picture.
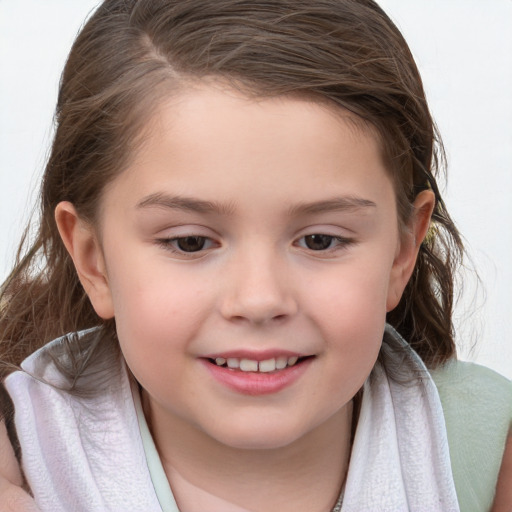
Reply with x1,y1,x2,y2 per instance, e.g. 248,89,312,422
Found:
0,384,23,488
431,359,511,438
431,359,512,398
2,332,158,510
430,359,511,454
430,360,512,512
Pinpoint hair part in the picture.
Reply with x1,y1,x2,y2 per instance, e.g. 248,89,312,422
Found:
1,0,464,381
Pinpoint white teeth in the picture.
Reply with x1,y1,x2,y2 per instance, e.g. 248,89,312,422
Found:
240,359,258,372
227,358,240,369
214,355,303,372
259,358,276,373
287,356,299,366
275,356,288,370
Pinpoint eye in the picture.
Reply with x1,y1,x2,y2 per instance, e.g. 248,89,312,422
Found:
295,234,354,252
157,235,215,254
174,236,208,252
302,234,336,250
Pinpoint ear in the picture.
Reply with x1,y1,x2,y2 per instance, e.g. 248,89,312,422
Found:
55,201,115,319
386,190,435,311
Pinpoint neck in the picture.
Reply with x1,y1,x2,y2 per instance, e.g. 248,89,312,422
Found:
143,393,353,512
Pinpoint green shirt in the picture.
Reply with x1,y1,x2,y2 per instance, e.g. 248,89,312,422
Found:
431,360,512,511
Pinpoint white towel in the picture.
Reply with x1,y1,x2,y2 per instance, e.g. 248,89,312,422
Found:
341,326,460,511
5,335,163,512
5,327,460,511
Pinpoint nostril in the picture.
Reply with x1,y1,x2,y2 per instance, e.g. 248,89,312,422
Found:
220,287,298,324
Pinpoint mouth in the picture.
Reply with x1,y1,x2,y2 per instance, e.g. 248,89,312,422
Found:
206,355,314,373
200,351,315,395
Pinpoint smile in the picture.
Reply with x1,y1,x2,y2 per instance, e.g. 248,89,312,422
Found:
210,355,302,373
202,354,314,395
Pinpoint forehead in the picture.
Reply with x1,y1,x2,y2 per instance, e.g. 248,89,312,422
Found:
102,84,395,219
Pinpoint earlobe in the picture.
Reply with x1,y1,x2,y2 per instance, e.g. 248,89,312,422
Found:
55,201,115,319
386,190,436,311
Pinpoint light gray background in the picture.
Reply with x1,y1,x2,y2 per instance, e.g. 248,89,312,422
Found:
1,1,511,378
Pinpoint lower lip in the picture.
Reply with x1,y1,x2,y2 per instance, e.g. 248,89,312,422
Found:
201,358,313,396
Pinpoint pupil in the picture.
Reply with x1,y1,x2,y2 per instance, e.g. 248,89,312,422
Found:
177,236,206,252
305,234,333,250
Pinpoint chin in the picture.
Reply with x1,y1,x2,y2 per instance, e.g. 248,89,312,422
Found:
204,417,317,451
220,433,302,451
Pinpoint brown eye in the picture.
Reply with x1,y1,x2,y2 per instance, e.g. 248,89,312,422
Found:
303,234,335,250
176,236,207,252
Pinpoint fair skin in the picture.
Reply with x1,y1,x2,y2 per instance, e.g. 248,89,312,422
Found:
1,85,509,510
56,85,433,511
0,420,40,512
493,431,512,511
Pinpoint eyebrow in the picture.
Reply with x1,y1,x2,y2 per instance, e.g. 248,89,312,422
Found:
136,193,236,215
288,196,377,216
137,193,376,217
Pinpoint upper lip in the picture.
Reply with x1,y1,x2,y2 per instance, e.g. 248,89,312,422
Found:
201,349,308,361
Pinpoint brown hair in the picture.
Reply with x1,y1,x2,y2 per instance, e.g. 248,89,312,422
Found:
0,0,464,379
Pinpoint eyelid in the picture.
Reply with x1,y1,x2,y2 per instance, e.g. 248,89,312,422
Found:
295,234,354,249
292,226,357,257
155,233,220,258
152,222,219,242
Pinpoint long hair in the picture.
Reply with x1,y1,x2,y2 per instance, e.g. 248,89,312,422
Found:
0,0,464,380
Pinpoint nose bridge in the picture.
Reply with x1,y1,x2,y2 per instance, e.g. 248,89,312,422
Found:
220,240,296,323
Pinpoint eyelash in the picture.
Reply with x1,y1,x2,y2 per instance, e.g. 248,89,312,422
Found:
156,236,216,255
156,234,355,256
295,234,355,253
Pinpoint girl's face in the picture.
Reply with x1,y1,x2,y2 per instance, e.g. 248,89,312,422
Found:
73,84,426,450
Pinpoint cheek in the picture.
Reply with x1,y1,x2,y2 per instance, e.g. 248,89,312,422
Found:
108,247,205,322
104,252,212,376
109,271,204,411
303,258,392,332
299,262,391,391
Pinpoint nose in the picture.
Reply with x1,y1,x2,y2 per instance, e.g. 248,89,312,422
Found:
219,246,298,325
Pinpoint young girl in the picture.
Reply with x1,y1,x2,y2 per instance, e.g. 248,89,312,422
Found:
0,1,510,511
